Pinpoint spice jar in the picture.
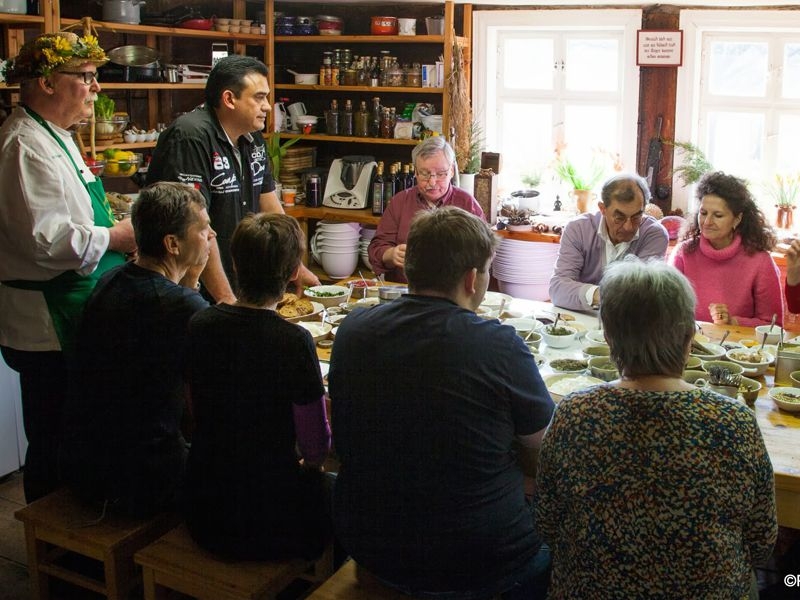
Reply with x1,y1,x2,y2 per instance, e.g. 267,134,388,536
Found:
406,64,422,87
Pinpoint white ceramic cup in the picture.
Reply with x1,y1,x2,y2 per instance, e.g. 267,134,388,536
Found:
398,18,416,35
287,102,307,122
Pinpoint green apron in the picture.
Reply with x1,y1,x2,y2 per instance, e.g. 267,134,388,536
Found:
3,107,126,353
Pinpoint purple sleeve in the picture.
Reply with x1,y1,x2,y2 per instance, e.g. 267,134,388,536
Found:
548,220,595,311
634,219,669,261
293,395,331,466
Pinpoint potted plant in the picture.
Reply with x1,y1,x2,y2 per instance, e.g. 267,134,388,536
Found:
554,155,605,213
455,119,484,196
765,173,800,229
266,133,302,182
666,140,713,187
500,204,533,232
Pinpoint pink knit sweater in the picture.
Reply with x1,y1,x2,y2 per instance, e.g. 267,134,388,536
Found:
669,234,784,327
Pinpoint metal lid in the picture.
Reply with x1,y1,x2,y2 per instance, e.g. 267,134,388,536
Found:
316,15,343,22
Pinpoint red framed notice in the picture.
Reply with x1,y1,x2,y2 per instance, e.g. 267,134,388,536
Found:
637,30,683,67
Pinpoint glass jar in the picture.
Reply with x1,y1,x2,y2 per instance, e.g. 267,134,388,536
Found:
386,60,405,87
406,64,422,88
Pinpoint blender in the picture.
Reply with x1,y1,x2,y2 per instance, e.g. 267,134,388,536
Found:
322,155,377,209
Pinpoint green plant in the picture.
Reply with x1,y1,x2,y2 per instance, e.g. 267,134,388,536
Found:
666,140,713,187
266,133,302,180
458,119,484,175
765,173,800,208
94,94,115,120
521,171,542,189
554,156,605,191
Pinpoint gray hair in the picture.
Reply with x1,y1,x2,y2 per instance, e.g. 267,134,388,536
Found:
411,136,456,169
601,173,651,206
599,257,696,378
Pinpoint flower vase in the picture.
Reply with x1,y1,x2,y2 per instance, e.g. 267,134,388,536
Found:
776,206,795,229
569,189,597,214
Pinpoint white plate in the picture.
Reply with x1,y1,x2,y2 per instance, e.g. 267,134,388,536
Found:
298,321,332,342
283,301,324,323
355,297,380,307
481,291,513,309
544,373,605,403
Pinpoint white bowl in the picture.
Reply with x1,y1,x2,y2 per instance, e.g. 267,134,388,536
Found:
297,321,332,343
502,317,540,338
588,356,619,382
769,387,800,413
582,345,611,360
689,342,726,361
123,131,137,143
755,325,782,345
304,285,351,308
700,360,745,377
319,251,359,279
584,329,607,346
541,325,577,349
544,373,605,403
548,357,588,374
725,348,774,376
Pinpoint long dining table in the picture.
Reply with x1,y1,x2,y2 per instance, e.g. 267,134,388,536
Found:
313,290,799,529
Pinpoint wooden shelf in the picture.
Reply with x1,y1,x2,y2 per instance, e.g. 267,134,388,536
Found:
275,84,444,94
0,14,44,25
279,133,419,145
274,34,444,44
59,18,268,43
284,205,381,226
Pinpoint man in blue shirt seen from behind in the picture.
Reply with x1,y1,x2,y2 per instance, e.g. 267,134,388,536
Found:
330,206,554,599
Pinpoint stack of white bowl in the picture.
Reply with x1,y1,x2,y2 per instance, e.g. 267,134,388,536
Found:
491,238,560,300
359,226,377,271
311,221,361,279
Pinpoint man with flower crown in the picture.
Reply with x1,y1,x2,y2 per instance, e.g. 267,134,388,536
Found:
0,31,136,501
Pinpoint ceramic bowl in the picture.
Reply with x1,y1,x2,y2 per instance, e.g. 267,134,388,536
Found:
689,342,726,361
541,325,577,349
588,356,619,382
582,345,611,359
548,357,588,374
584,329,607,346
684,356,703,370
303,285,351,308
738,376,762,405
524,332,542,350
544,373,605,403
755,325,782,345
682,369,708,386
725,348,773,376
701,360,745,377
297,321,332,343
769,387,800,413
503,317,540,339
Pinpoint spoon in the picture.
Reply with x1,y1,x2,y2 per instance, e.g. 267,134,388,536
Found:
497,298,507,320
719,330,730,346
759,331,769,353
768,313,777,334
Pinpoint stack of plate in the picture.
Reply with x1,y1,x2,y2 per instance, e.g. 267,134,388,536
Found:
491,238,560,300
311,221,361,279
359,226,377,271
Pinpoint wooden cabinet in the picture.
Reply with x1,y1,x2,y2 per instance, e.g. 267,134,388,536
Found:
268,1,470,168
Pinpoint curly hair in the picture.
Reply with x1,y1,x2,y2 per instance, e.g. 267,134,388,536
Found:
678,171,777,254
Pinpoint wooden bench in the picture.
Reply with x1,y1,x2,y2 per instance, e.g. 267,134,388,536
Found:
134,523,334,600
14,487,179,600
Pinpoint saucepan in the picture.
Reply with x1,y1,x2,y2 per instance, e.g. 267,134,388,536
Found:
106,45,161,82
287,69,319,85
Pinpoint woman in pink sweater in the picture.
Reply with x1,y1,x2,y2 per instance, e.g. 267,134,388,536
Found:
669,172,783,327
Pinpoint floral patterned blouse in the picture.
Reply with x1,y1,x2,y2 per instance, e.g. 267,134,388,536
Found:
535,385,777,600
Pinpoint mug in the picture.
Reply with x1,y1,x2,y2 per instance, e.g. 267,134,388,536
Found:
282,186,297,206
398,18,416,36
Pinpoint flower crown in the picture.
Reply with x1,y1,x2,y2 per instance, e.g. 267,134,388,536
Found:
1,32,107,85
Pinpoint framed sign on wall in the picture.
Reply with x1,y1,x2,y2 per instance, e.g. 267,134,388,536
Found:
637,30,683,67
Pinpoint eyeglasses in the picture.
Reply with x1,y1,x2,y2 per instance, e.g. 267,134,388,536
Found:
610,211,643,226
59,71,99,85
416,168,452,182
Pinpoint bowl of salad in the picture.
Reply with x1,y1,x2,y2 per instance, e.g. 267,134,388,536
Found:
303,285,352,308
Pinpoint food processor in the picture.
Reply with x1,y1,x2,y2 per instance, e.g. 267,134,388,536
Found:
323,155,376,209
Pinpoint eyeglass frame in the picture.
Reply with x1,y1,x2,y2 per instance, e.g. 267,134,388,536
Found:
416,165,454,182
58,71,99,85
608,208,644,226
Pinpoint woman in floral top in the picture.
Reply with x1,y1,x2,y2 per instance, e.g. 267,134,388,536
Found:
536,258,777,600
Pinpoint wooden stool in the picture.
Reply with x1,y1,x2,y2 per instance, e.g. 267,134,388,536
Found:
134,523,334,600
14,487,179,600
307,560,503,600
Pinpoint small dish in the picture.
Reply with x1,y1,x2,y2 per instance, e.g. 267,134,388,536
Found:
769,387,800,413
582,345,611,359
544,373,605,403
584,329,607,346
541,325,577,349
725,348,773,376
297,321,332,343
588,356,619,382
549,358,589,374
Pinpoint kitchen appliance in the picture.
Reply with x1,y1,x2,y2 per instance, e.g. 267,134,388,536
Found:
101,0,145,25
300,167,328,207
178,64,211,84
286,101,307,132
323,155,376,210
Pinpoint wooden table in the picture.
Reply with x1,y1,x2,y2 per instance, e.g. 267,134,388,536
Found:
313,295,799,529
697,322,800,529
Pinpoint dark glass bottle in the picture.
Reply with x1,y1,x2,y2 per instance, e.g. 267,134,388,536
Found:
370,57,380,87
380,107,393,139
341,99,354,136
371,97,382,138
354,100,370,137
326,99,340,136
405,163,416,189
372,161,386,215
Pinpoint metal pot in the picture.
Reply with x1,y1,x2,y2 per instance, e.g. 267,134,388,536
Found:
106,45,161,82
101,0,145,25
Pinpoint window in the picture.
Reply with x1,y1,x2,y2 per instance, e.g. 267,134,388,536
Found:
473,10,641,204
676,11,800,226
